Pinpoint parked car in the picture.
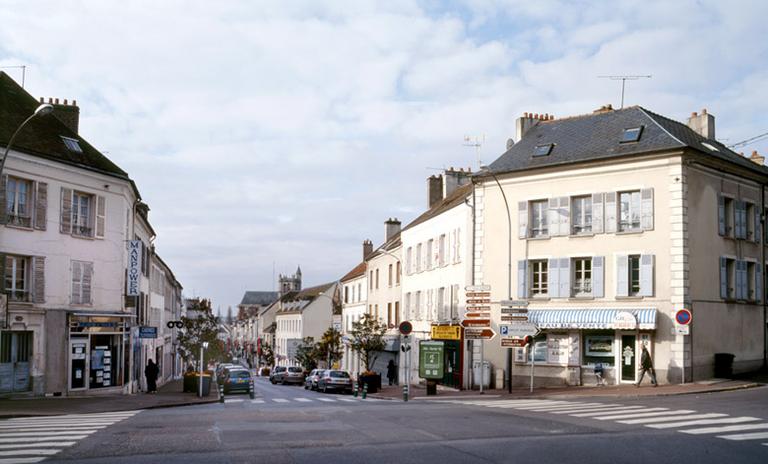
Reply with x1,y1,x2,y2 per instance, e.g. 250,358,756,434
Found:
217,364,245,384
317,370,353,394
222,369,253,394
304,369,325,390
269,366,287,384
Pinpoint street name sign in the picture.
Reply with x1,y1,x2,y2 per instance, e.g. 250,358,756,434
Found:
500,300,529,307
419,341,444,379
501,307,529,314
466,298,491,304
466,305,491,312
501,338,527,347
466,291,491,298
466,285,491,292
501,315,529,322
461,319,491,328
465,312,491,319
464,328,496,340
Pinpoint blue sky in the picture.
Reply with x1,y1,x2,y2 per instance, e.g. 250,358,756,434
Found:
2,0,766,313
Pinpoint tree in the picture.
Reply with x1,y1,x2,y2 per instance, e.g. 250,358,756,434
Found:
315,327,343,368
349,313,387,373
294,337,318,372
261,341,275,367
177,298,226,367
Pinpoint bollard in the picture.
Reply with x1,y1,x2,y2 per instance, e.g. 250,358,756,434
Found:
249,380,255,399
362,382,368,399
403,383,409,402
219,385,225,403
353,381,359,398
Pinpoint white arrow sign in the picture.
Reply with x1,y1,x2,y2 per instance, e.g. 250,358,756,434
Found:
500,323,539,338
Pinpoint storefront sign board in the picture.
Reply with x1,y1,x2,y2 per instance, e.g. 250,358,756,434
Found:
419,341,444,379
127,240,142,297
138,326,157,339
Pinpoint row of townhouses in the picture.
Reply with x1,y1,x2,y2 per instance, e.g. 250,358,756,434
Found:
0,72,185,397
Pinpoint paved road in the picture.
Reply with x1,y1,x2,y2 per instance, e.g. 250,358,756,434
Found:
1,379,766,463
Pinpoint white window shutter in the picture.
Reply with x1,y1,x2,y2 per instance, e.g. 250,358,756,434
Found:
592,256,604,298
719,257,728,299
0,175,7,225
638,255,654,297
548,198,559,236
559,197,570,236
616,255,629,297
592,193,604,234
95,195,106,239
640,188,654,231
82,262,93,304
60,187,72,234
517,260,528,298
605,192,617,233
756,263,763,303
548,258,560,298
455,229,461,262
34,182,48,231
71,261,82,304
559,257,571,298
717,195,725,236
518,202,528,239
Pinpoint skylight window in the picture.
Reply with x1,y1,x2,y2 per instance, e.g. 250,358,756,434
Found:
702,142,719,152
61,136,83,153
533,143,554,157
621,126,643,143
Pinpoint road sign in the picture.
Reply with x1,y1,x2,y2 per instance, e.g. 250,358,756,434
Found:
675,308,692,325
419,341,444,379
139,326,157,339
464,312,491,319
461,319,490,328
466,285,491,292
501,307,528,314
464,328,496,340
500,323,538,338
466,291,491,298
466,298,491,304
399,321,413,336
431,325,461,340
500,300,529,307
466,305,491,311
674,325,690,335
501,338,527,347
501,315,529,322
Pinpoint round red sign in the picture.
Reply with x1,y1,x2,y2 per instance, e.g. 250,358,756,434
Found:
398,321,413,336
675,308,692,325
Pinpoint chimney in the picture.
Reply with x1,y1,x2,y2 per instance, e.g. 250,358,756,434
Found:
363,240,373,260
592,104,614,114
515,112,538,142
47,97,80,134
750,150,765,166
428,175,443,208
384,218,401,242
443,167,472,198
687,108,715,140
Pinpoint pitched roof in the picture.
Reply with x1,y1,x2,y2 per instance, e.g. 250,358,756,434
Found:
486,106,768,177
402,183,472,232
0,72,129,180
340,262,366,282
239,291,279,306
277,282,338,314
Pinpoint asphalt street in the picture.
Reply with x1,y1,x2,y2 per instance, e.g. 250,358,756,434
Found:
2,379,767,464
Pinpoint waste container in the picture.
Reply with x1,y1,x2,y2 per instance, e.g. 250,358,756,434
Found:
714,353,735,378
472,361,491,389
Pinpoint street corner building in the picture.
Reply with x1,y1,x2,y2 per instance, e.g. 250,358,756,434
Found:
474,106,768,387
0,72,184,397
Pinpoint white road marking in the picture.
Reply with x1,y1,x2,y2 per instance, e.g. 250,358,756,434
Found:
569,406,649,417
718,431,768,441
646,417,760,429
337,398,357,402
0,421,116,428
0,449,60,457
0,430,98,438
272,398,289,403
0,442,76,450
523,403,606,412
0,436,89,444
0,457,46,464
680,422,768,434
316,398,336,402
250,399,264,404
550,405,625,414
619,413,727,425
225,399,244,403
294,398,312,402
596,410,695,421
0,426,106,433
4,413,138,422
512,402,585,410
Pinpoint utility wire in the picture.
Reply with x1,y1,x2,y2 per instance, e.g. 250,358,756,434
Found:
728,131,768,149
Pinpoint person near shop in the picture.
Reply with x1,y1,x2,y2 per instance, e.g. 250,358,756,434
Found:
145,359,159,393
387,359,397,386
636,344,657,387
594,362,605,386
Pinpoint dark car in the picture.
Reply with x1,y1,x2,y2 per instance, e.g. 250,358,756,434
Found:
304,369,325,390
269,366,287,384
317,370,352,394
222,369,253,394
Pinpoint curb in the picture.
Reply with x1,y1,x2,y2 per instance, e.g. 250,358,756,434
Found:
0,397,221,419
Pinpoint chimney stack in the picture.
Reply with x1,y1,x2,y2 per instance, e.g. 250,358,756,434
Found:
443,167,472,198
384,218,401,242
515,112,542,142
45,97,80,134
428,175,443,208
363,240,373,260
750,150,765,166
687,108,715,140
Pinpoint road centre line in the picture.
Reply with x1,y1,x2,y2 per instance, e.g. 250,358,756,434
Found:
272,399,289,403
294,398,312,402
680,422,768,434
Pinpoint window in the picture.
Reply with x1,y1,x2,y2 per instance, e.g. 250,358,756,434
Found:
406,247,412,275
719,196,734,237
394,301,400,325
720,257,735,300
61,136,83,153
416,244,422,272
388,264,393,287
534,144,553,157
618,191,641,231
747,262,757,301
387,303,392,327
72,192,92,237
396,262,401,285
426,239,433,270
745,202,756,240
530,260,548,296
621,126,643,143
628,255,641,296
572,258,592,297
71,260,93,305
438,287,446,320
344,286,349,304
571,195,592,234
375,269,379,289
617,254,652,297
5,177,32,227
530,200,549,237
438,234,446,266
369,271,373,290
4,255,30,302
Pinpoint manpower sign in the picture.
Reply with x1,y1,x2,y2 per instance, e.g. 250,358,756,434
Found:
127,240,142,296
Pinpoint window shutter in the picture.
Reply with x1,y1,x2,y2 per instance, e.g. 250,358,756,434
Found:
559,197,570,236
548,258,560,298
0,254,6,295
592,256,604,298
735,261,744,299
605,192,617,233
719,257,728,299
559,257,571,298
740,261,748,300
33,182,48,231
0,175,7,225
517,260,528,298
95,195,106,239
717,195,725,236
60,187,72,234
32,256,45,304
548,198,559,236
592,193,604,234
638,255,654,297
640,188,654,231
616,255,629,297
518,201,528,238
756,263,763,304
735,202,746,239
71,261,82,304
754,207,761,244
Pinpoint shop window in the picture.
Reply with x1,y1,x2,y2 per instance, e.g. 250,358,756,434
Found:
526,335,547,363
583,332,615,368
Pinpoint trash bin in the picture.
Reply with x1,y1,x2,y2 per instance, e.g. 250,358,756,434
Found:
714,353,735,378
196,374,212,396
426,379,437,395
472,361,491,389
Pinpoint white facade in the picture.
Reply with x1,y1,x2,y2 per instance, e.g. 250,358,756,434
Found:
341,271,366,377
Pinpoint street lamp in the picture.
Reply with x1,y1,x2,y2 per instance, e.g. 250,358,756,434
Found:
0,103,54,178
199,341,209,397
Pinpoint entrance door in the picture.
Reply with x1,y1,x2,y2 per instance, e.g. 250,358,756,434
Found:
440,340,462,389
620,334,636,382
0,331,33,393
69,338,89,391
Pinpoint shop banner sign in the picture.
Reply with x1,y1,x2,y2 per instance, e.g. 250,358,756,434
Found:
419,340,444,379
139,326,157,339
127,240,142,297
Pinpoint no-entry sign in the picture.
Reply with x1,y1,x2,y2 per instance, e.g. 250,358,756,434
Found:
675,308,692,325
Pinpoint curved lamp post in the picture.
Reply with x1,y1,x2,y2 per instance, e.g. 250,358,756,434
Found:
0,103,54,178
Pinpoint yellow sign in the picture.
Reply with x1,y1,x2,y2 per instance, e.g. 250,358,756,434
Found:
431,325,461,340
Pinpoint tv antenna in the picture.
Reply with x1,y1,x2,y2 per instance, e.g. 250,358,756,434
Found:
598,74,652,109
463,135,485,169
0,65,27,88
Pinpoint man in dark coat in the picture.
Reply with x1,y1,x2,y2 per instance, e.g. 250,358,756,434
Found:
145,359,159,393
636,344,657,387
386,359,397,386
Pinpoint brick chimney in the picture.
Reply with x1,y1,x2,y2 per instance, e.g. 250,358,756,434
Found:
384,218,401,242
749,150,765,166
443,167,472,198
428,175,443,208
687,108,715,140
42,97,80,134
363,240,373,260
515,112,552,142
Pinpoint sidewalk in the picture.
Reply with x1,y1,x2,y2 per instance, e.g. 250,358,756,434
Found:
0,379,219,418
369,377,765,401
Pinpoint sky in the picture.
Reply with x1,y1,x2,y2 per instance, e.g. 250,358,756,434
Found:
1,0,767,314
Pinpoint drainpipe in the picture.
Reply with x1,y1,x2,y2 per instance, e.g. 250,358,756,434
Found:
763,183,767,371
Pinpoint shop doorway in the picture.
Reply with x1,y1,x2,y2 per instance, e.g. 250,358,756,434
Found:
0,331,32,393
620,334,636,383
69,337,88,391
439,340,462,389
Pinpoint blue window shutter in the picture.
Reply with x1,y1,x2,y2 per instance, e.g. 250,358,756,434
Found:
638,255,654,297
616,255,629,297
720,257,728,299
559,197,570,236
518,202,528,239
592,193,604,234
559,257,571,298
736,202,746,239
755,207,761,244
592,256,604,298
640,188,654,231
605,192,617,233
548,258,560,298
517,260,528,298
757,264,763,303
718,195,725,236
548,198,559,236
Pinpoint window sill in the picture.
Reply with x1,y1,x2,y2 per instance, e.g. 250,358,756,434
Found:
615,230,643,236
5,222,34,231
569,296,595,301
527,235,551,241
569,233,595,238
71,233,95,240
615,296,645,300
530,296,550,301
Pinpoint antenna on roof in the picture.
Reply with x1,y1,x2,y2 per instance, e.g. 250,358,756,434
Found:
463,135,485,170
597,75,652,109
0,65,27,88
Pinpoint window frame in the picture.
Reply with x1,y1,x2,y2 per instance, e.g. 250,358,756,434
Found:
5,176,33,228
572,257,593,297
530,200,549,238
571,195,592,234
529,260,548,297
4,255,30,302
628,255,641,296
618,190,642,232
71,191,93,237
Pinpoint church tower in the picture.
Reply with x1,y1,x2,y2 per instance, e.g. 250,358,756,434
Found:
278,266,302,296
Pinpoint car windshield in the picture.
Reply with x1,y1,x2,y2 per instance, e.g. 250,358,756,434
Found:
275,367,286,372
330,371,349,378
288,367,303,373
232,371,250,379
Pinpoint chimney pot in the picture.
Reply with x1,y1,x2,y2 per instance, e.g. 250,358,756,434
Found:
63,99,68,105
48,97,52,103
691,112,697,117
39,97,43,103
702,108,707,115
73,100,77,106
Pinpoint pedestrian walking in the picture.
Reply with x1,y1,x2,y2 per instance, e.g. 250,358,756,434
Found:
636,344,657,387
386,359,397,386
145,359,159,393
594,362,605,386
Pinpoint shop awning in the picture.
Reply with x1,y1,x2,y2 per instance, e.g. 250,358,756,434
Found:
69,311,136,318
528,308,657,330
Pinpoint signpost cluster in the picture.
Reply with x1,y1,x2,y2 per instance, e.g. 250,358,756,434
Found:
463,285,495,393
498,299,538,392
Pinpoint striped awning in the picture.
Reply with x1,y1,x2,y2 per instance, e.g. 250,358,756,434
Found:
528,308,657,330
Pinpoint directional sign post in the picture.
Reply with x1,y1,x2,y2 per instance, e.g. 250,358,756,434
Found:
464,328,496,340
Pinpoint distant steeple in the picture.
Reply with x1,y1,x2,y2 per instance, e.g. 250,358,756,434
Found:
278,266,303,296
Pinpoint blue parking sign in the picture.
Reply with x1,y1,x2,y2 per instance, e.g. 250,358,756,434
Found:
500,325,509,336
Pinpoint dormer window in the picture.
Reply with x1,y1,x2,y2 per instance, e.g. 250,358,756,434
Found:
61,136,83,153
621,127,643,143
534,144,554,157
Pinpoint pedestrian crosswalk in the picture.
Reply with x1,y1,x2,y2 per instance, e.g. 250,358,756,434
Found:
0,410,140,464
440,399,768,448
230,396,387,406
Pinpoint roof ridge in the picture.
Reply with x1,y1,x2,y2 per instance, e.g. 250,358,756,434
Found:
537,105,641,124
636,106,686,146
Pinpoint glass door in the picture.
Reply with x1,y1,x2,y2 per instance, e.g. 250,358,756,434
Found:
620,334,636,383
69,338,89,391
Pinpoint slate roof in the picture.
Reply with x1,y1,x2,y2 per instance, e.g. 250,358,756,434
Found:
486,106,768,177
0,72,129,180
340,262,366,282
239,291,279,306
276,282,338,314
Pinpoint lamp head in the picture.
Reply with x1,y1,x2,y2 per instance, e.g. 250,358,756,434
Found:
202,341,209,349
34,103,54,116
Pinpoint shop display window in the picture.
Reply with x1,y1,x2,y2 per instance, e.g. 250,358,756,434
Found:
583,332,614,367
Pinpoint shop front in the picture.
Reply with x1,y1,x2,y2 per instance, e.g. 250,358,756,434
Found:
512,308,657,387
430,325,463,389
68,312,133,394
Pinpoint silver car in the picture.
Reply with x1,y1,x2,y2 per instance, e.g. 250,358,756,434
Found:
317,370,353,394
304,369,325,390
